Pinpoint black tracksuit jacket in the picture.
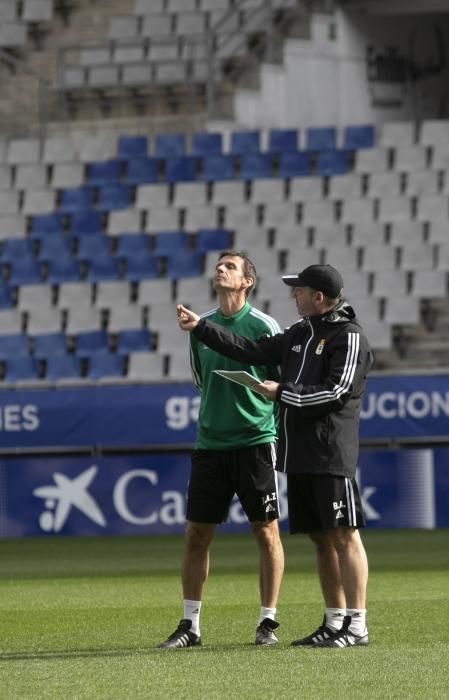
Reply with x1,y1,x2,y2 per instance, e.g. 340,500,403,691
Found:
192,300,373,477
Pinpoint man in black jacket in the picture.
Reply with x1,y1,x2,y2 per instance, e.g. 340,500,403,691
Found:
177,264,373,648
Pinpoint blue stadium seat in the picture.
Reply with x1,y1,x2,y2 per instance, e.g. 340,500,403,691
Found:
7,257,43,286
267,129,299,153
117,135,148,160
115,233,151,259
1,239,34,263
4,356,40,382
229,130,261,155
195,228,232,253
69,211,104,238
316,150,350,176
165,251,203,279
37,236,72,263
87,353,124,380
96,184,132,211
46,257,82,284
154,132,186,158
164,156,198,183
0,334,29,359
75,329,109,357
124,158,158,185
239,153,274,180
45,354,81,381
32,332,68,358
59,186,94,213
116,328,152,355
85,255,122,282
191,132,223,155
76,234,111,261
124,254,160,281
86,159,122,185
30,213,65,236
152,231,189,256
0,285,14,309
278,152,312,178
343,124,375,150
305,127,337,152
201,155,235,181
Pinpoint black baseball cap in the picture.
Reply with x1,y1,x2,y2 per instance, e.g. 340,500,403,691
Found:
282,264,344,297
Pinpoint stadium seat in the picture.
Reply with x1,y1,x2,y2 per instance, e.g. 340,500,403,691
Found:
200,155,235,181
267,129,299,153
59,186,94,213
117,135,149,159
153,132,186,157
87,353,124,380
30,213,65,236
239,153,274,180
85,256,122,282
191,132,223,155
46,257,82,284
45,354,82,381
195,228,232,253
1,238,34,263
164,156,198,183
0,333,29,359
315,150,349,176
136,278,173,306
116,328,152,355
124,158,158,185
278,152,311,178
229,130,261,155
4,356,40,382
127,351,165,381
76,234,111,261
7,257,43,286
107,208,142,236
153,231,189,256
115,233,151,259
0,284,14,309
86,159,123,185
124,254,160,281
32,332,68,358
305,127,337,152
37,236,72,263
97,184,132,211
69,211,104,238
75,329,109,358
342,125,375,150
165,251,203,278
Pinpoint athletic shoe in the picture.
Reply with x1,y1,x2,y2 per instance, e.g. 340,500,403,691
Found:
255,618,279,645
157,619,201,649
291,615,338,647
317,616,369,648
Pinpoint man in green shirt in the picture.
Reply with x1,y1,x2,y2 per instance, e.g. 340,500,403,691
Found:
158,251,285,649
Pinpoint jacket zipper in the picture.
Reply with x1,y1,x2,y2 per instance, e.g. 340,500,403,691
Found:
282,320,314,472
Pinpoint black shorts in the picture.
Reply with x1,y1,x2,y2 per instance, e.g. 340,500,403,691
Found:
186,444,280,524
287,473,366,534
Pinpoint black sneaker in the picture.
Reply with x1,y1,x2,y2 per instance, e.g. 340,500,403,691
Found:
318,616,369,648
255,618,279,645
291,615,338,647
157,619,201,649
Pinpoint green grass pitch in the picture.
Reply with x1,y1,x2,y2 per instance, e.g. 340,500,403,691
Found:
1,530,448,699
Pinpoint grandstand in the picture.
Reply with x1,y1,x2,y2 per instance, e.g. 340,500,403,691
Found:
0,0,447,386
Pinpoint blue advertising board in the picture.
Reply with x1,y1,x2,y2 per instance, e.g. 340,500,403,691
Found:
1,448,448,538
0,373,448,450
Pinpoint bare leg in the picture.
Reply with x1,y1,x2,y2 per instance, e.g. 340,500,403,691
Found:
331,528,368,609
309,531,346,608
251,520,284,608
182,521,216,601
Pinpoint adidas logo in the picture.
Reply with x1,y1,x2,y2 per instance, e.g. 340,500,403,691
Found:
265,503,275,513
336,510,344,519
291,344,302,353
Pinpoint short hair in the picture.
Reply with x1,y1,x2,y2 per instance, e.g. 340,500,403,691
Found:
217,250,257,297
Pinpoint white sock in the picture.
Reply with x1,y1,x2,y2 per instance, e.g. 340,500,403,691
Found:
258,606,276,626
347,608,367,635
325,607,346,631
183,599,202,636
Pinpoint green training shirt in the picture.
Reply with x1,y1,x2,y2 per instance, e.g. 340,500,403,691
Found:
190,302,281,450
